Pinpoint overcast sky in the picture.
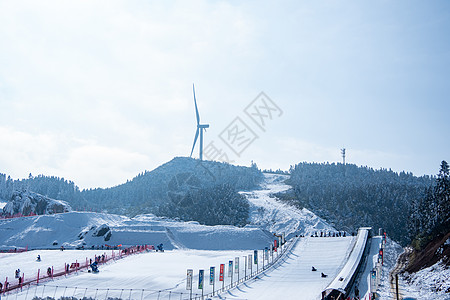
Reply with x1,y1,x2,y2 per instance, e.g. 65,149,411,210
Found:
0,1,449,189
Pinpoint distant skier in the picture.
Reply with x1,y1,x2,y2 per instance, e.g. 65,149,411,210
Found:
311,266,317,271
47,267,52,277
36,255,41,262
157,243,164,252
90,261,99,273
321,272,327,278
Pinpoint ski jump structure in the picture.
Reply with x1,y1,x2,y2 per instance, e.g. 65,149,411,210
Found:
321,227,372,300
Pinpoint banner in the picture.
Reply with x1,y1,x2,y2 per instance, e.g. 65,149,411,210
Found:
228,260,233,277
186,269,193,290
235,257,239,273
248,254,252,269
264,247,269,261
198,270,204,289
210,267,215,285
219,264,224,281
274,239,278,251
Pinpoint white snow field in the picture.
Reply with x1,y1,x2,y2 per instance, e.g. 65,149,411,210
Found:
0,174,388,299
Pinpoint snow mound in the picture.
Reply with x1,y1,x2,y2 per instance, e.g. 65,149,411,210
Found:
2,190,71,216
0,211,273,250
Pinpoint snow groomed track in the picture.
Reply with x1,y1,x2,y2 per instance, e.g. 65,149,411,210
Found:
219,235,356,300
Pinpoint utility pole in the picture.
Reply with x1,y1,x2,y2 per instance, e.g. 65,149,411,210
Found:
341,148,346,165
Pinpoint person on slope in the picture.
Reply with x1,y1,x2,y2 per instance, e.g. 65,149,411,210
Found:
311,266,317,271
36,255,41,262
90,261,99,273
321,272,327,278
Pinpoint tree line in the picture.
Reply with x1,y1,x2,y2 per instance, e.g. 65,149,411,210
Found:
0,157,263,226
284,162,434,246
408,160,449,249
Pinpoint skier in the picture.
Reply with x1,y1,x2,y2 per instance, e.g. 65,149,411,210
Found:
90,261,99,273
321,272,328,278
36,255,41,262
47,267,52,277
312,266,317,271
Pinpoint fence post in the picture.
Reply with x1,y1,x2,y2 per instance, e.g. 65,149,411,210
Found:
395,274,399,300
37,270,40,285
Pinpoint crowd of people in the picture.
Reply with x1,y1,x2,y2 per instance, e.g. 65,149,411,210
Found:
311,231,351,237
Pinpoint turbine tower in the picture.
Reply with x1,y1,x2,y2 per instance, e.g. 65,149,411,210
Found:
190,84,209,160
341,148,346,165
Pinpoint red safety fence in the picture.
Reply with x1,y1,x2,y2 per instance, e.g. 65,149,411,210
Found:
0,245,155,295
0,212,37,219
0,246,28,253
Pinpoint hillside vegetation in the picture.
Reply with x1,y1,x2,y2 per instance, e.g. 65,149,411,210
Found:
1,157,263,226
284,162,433,245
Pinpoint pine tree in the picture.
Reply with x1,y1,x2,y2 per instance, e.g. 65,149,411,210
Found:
435,160,449,230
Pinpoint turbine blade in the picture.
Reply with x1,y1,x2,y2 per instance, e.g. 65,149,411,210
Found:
190,128,200,157
193,84,200,125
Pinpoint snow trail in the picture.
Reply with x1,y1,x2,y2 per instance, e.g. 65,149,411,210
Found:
244,173,335,239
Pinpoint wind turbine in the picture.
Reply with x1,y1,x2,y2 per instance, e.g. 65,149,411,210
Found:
190,84,209,160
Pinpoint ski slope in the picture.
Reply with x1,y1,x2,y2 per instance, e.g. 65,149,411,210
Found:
244,173,334,238
1,174,380,299
223,236,356,300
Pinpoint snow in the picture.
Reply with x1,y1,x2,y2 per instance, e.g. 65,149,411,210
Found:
356,236,382,298
400,261,450,300
0,212,273,251
2,191,71,216
243,173,335,239
224,236,356,300
1,173,445,299
0,249,120,283
0,202,6,209
326,228,369,294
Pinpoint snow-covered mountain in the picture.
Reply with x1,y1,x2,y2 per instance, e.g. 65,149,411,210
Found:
2,190,71,217
0,173,333,252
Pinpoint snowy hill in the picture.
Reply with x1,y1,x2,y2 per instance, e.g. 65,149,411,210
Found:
0,173,333,252
0,211,274,251
1,157,263,220
2,190,71,217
